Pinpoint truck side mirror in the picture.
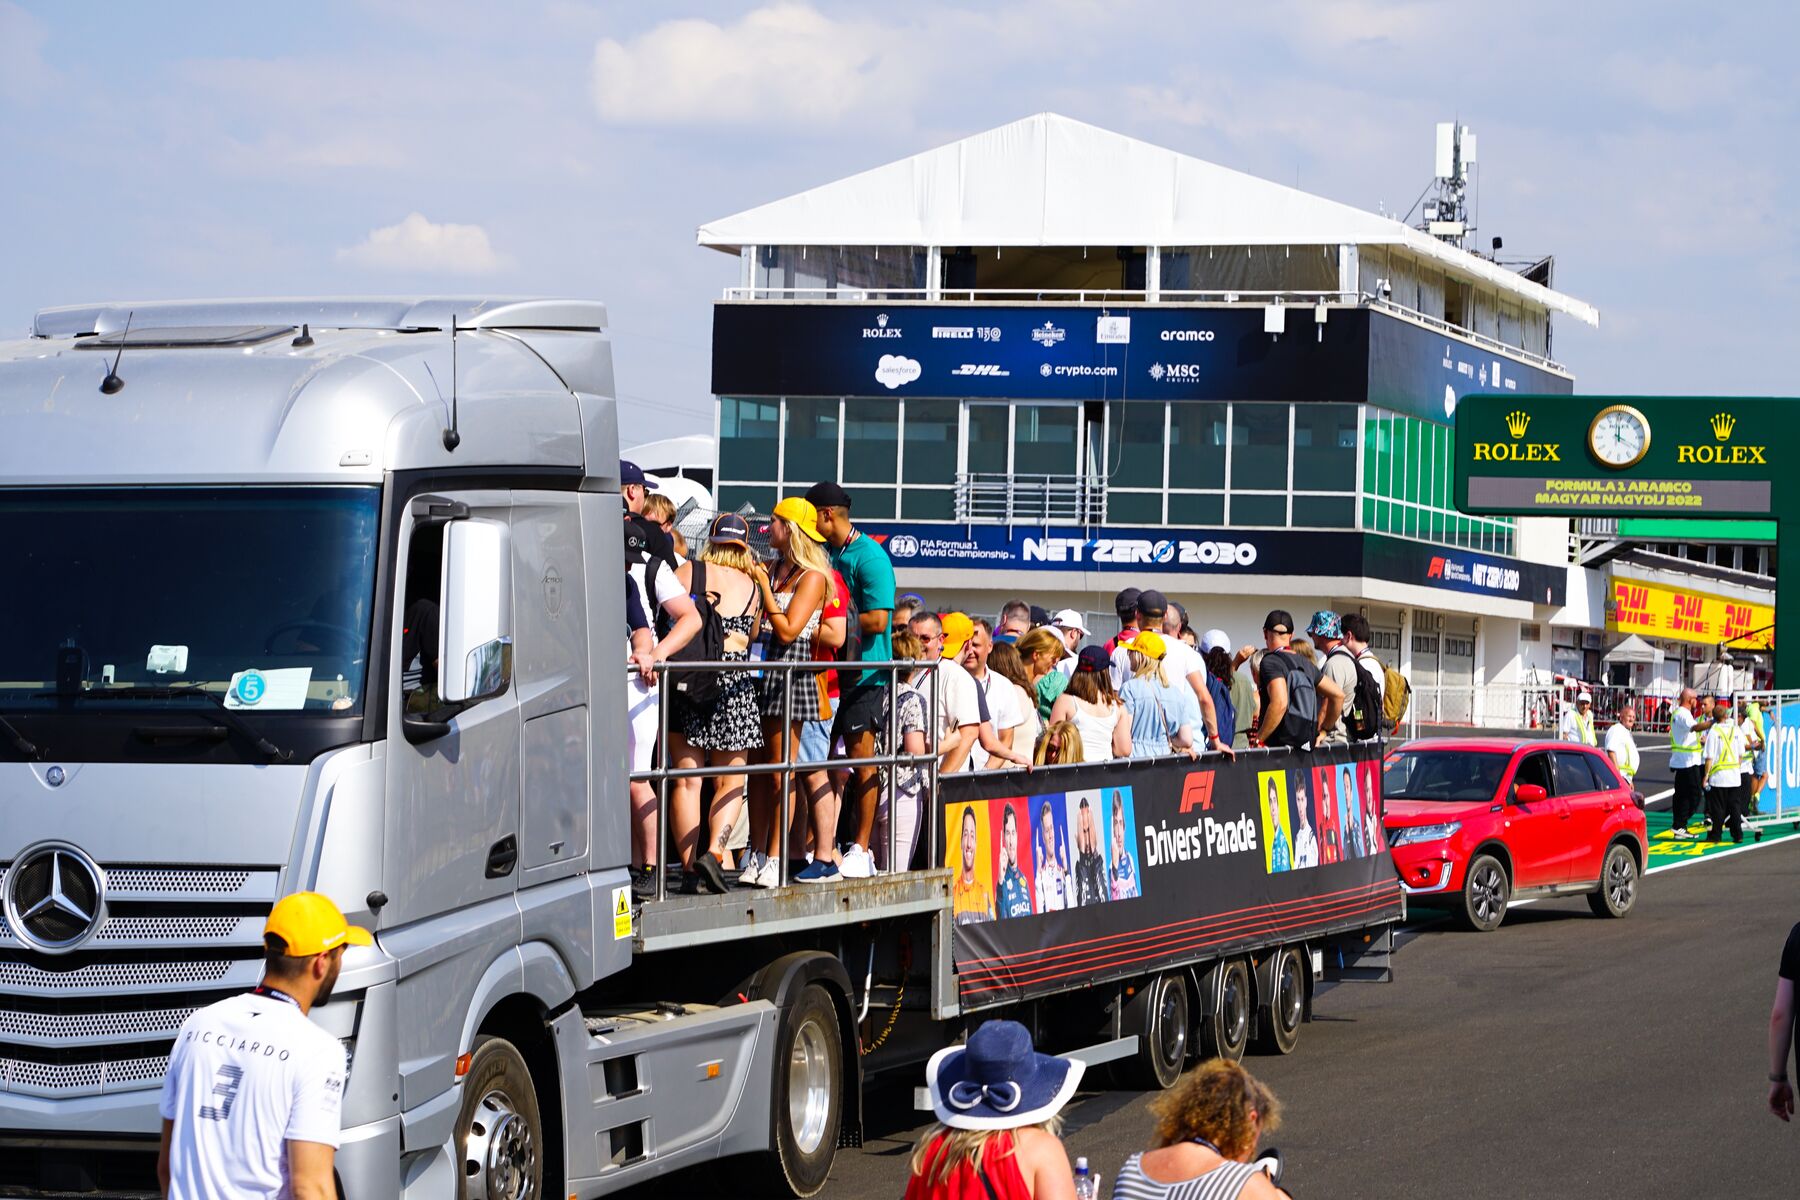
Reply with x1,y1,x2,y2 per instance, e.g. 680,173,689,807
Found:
439,518,513,706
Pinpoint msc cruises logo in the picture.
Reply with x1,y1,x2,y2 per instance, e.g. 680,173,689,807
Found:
4,842,107,954
863,313,903,339
1678,411,1765,464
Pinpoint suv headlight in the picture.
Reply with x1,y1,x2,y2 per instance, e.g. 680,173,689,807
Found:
1390,821,1461,846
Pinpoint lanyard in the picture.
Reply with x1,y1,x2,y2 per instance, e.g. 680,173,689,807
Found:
1190,1136,1226,1156
251,985,301,1011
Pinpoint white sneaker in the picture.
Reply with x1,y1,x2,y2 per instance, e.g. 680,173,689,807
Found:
752,856,780,889
740,850,769,888
839,844,875,879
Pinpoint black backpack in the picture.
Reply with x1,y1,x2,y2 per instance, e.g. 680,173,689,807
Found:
649,558,726,708
1269,649,1320,747
1331,647,1385,742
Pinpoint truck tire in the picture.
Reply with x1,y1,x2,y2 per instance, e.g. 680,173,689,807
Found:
1199,958,1251,1063
1460,853,1510,932
1252,946,1304,1056
456,1035,543,1200
1586,843,1638,918
761,983,843,1198
1118,972,1190,1090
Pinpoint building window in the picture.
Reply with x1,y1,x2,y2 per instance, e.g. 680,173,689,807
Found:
1231,494,1288,527
719,397,779,482
1229,403,1289,490
1107,401,1167,489
903,399,959,486
1292,404,1358,492
843,399,899,484
1168,403,1228,490
784,397,840,483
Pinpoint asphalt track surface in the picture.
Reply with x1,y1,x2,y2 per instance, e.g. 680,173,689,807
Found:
812,732,1800,1199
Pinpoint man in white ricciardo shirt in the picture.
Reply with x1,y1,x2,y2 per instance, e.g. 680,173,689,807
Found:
158,892,368,1200
1604,703,1641,786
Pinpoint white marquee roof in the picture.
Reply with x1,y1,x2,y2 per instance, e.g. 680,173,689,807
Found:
699,113,1598,326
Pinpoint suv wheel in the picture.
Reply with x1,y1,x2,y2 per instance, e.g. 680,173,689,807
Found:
1586,843,1637,918
1460,854,1509,932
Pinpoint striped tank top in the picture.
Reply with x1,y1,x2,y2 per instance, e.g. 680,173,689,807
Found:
1110,1152,1263,1200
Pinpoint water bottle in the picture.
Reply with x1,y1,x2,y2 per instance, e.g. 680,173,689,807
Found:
1073,1156,1098,1200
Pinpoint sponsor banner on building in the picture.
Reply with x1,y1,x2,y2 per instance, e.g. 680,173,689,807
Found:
1361,534,1568,606
1606,577,1774,649
863,522,1361,577
939,744,1401,1007
864,523,1565,604
715,304,1567,423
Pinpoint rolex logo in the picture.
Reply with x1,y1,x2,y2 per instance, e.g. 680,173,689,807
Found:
1505,411,1531,439
1710,412,1736,441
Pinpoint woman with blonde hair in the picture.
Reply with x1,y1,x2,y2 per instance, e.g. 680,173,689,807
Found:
1050,646,1131,761
1016,627,1069,722
907,1020,1081,1200
1113,1059,1288,1199
1033,720,1084,766
741,496,833,887
669,515,763,894
874,628,931,871
1118,631,1200,759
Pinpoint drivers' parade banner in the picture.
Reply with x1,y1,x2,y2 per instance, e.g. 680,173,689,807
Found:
937,743,1401,1007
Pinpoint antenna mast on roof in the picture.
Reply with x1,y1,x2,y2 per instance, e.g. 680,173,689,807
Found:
1417,122,1476,250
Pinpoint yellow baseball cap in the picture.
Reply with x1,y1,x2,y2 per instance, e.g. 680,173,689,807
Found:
772,496,826,542
1132,629,1168,660
941,612,975,658
265,892,373,956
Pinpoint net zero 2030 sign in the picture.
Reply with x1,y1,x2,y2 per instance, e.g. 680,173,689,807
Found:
1455,393,1793,679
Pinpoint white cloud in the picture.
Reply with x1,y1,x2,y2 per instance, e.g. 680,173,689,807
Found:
591,3,922,127
336,213,513,275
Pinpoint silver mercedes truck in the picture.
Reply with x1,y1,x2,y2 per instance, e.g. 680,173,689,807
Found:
0,297,1401,1199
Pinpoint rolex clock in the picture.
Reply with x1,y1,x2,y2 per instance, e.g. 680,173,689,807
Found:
1588,404,1651,469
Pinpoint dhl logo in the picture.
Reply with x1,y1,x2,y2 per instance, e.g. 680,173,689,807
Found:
1613,584,1655,629
1720,603,1756,642
1666,593,1708,636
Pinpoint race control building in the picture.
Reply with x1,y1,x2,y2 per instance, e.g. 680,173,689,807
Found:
699,114,1605,714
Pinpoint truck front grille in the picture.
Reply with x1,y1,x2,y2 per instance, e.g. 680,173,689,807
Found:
0,862,277,1098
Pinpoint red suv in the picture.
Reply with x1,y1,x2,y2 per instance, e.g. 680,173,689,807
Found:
1382,738,1648,931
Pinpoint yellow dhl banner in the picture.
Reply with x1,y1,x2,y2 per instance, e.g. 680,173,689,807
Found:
1607,578,1773,649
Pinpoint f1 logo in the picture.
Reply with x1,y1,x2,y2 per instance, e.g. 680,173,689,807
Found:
1180,771,1216,814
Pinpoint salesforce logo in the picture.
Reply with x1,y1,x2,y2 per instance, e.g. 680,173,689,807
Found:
874,355,922,390
888,535,920,558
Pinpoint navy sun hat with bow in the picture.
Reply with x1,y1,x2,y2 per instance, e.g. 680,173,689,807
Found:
926,1019,1084,1131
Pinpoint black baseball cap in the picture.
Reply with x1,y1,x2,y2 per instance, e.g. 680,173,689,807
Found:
622,517,650,564
619,460,657,490
1029,604,1052,628
1113,587,1142,615
805,481,852,511
1137,589,1169,617
1263,609,1295,635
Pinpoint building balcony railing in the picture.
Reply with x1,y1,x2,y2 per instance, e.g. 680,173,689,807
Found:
955,472,1107,524
718,286,1567,375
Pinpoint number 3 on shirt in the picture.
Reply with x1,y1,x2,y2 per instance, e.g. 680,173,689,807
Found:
199,1064,245,1121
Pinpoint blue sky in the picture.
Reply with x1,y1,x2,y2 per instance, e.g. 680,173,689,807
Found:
2,1,1793,441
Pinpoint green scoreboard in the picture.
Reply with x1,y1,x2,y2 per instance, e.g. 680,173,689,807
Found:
1455,394,1791,682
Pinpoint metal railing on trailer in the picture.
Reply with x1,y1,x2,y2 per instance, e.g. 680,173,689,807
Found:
629,657,940,902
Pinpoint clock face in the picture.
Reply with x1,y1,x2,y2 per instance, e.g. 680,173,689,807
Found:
1589,406,1651,469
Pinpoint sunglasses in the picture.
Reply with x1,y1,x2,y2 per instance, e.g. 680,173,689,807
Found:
1264,626,1290,636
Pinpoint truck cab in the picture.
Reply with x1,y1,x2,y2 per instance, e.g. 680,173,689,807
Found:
0,298,633,1195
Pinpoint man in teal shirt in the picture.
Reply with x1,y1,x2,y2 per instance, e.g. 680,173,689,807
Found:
807,482,895,879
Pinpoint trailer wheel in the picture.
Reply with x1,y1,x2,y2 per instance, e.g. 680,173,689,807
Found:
760,983,842,1198
1252,946,1305,1055
1118,972,1190,1090
1200,958,1251,1063
456,1036,543,1200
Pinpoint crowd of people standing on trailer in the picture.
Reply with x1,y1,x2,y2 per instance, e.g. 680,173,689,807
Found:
621,464,1407,898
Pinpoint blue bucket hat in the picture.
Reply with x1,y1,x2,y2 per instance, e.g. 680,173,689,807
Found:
1306,610,1343,640
926,1019,1084,1131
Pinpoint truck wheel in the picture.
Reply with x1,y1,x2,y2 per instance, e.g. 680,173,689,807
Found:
1586,844,1637,918
1200,958,1251,1063
1252,946,1304,1055
762,983,842,1198
1460,854,1510,932
1119,972,1190,1090
456,1036,543,1200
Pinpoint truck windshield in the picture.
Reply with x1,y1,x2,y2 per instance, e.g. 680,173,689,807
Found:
0,487,379,715
1382,750,1511,801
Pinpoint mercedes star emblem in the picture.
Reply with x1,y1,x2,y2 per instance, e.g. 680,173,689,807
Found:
4,842,107,953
